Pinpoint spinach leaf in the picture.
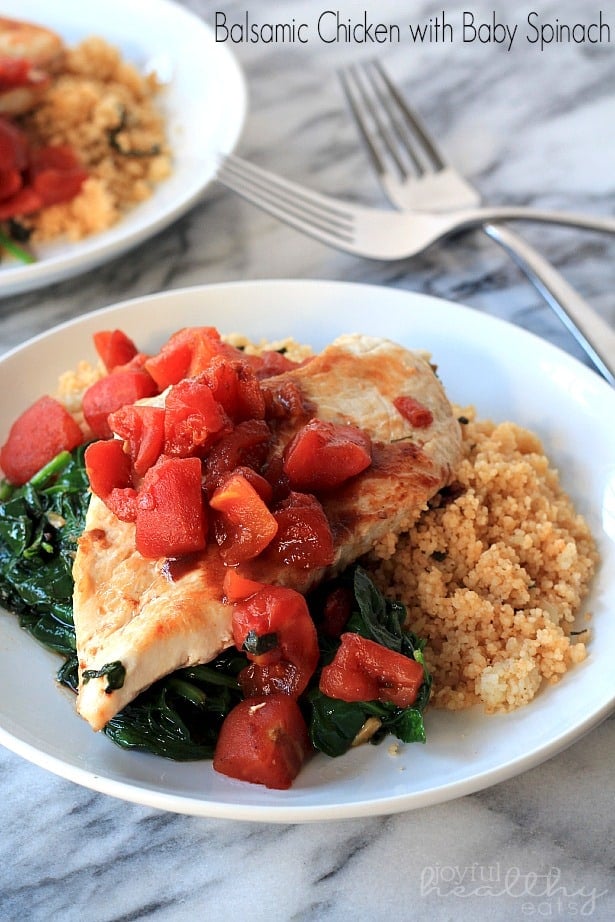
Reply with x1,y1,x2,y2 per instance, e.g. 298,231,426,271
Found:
104,650,246,760
307,567,431,758
0,447,90,656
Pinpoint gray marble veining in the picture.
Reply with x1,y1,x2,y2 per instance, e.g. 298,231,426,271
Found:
0,1,613,919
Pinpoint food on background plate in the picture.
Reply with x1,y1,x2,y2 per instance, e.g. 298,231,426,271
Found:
0,324,598,789
0,15,170,262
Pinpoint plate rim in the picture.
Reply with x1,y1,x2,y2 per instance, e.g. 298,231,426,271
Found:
0,278,613,822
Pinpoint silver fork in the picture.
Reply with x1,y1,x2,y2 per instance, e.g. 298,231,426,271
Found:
216,155,615,260
339,60,615,386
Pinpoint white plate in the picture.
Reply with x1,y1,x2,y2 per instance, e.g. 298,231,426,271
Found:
0,0,246,296
0,280,613,822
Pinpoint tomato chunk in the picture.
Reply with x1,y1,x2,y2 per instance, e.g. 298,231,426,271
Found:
31,163,88,207
210,471,277,564
222,570,267,603
200,356,266,423
0,167,21,201
108,404,165,476
0,395,83,485
82,370,158,439
84,439,138,523
232,586,319,698
0,117,28,171
213,694,311,789
204,420,271,492
393,395,434,429
93,329,139,372
265,492,335,569
143,326,224,390
320,586,353,638
164,377,230,457
319,633,425,708
0,184,42,219
135,456,206,558
283,418,372,491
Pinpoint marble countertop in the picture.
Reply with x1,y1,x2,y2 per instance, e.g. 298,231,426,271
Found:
0,1,613,919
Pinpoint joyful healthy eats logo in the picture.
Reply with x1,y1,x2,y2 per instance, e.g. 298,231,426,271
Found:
214,9,612,52
420,864,608,915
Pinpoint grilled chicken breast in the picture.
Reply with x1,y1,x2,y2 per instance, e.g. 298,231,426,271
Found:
73,334,462,730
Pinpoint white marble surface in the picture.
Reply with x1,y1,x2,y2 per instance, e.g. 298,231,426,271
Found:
1,0,614,919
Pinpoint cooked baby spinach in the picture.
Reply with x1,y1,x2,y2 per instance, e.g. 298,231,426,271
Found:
0,447,90,656
104,653,246,760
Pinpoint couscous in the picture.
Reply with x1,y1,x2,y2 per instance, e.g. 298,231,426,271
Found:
367,407,598,712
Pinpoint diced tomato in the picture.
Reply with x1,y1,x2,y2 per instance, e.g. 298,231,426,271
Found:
164,377,230,457
135,456,207,558
108,404,165,476
203,419,271,491
222,569,267,603
232,586,319,699
321,586,354,638
319,632,425,708
85,438,131,497
262,454,290,504
31,165,88,208
0,168,21,201
84,439,137,522
393,395,434,429
27,145,88,207
241,349,303,379
199,356,266,422
0,58,35,91
0,184,42,220
82,370,158,439
0,117,28,171
213,694,311,789
210,470,278,564
233,466,273,504
143,327,224,390
265,492,335,569
0,395,84,485
283,418,372,491
262,379,307,422
93,329,139,372
28,145,80,173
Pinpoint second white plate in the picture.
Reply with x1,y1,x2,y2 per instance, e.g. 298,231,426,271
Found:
0,0,246,296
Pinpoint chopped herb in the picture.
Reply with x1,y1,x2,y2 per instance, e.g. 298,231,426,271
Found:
242,630,278,656
108,105,161,158
7,219,32,243
82,660,126,694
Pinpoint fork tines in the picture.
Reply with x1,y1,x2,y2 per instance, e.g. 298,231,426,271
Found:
217,154,355,243
339,60,444,180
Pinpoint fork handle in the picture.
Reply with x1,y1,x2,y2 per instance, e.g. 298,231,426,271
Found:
483,223,615,386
